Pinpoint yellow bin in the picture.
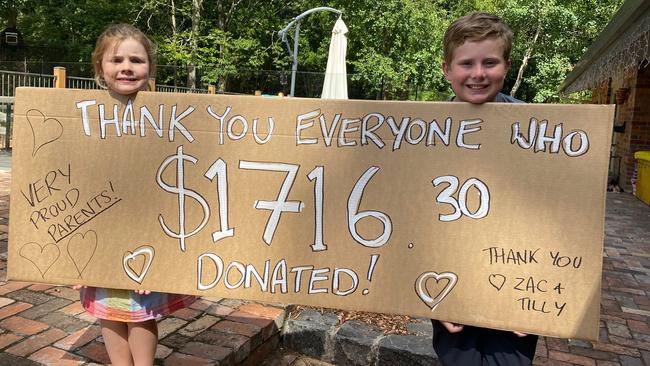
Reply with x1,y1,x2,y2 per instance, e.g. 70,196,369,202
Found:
635,151,650,205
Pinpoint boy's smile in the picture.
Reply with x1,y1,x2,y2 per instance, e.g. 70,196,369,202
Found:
442,38,510,104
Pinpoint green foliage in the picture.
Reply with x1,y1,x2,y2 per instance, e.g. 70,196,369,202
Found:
497,0,624,101
5,0,136,63
527,54,573,103
159,28,264,86
0,0,625,101
330,0,448,99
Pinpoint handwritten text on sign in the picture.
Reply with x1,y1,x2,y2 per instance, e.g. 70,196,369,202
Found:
9,88,613,340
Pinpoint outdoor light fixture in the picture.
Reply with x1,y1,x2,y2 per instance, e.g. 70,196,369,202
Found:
4,32,18,46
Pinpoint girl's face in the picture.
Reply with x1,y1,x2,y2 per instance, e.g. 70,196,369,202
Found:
100,38,150,96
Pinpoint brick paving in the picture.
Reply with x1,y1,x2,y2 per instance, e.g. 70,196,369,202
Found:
0,164,649,365
532,192,650,366
0,169,301,366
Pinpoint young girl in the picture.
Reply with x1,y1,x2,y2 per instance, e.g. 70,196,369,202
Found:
75,24,195,366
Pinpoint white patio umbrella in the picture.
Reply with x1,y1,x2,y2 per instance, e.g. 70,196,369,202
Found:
321,17,348,99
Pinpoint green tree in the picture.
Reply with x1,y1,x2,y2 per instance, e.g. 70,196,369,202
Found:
142,0,289,90
1,0,625,100
499,0,623,102
288,0,448,99
349,0,447,99
5,0,136,63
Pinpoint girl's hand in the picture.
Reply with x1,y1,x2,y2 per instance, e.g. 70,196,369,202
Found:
134,289,151,295
513,331,528,337
441,321,464,333
72,285,86,291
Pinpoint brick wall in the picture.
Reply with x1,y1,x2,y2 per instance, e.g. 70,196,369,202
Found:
617,72,635,191
598,65,650,192
591,78,611,104
631,66,650,153
592,78,624,187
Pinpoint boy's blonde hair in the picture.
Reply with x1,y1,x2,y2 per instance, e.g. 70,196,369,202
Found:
91,24,157,88
443,12,513,65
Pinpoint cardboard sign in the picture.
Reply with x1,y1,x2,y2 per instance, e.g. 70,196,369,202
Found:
8,88,613,340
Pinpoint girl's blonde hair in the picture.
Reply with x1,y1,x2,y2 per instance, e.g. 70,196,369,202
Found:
91,24,157,89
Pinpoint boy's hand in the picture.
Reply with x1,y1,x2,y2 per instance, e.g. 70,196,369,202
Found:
134,289,151,295
441,321,465,333
512,331,528,337
72,285,86,291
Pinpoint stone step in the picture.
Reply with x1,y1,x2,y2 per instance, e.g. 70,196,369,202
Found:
282,308,440,366
152,298,289,365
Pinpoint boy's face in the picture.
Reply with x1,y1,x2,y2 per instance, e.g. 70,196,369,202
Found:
442,38,510,104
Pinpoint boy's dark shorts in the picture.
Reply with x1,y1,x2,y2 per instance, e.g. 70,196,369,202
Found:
432,320,538,366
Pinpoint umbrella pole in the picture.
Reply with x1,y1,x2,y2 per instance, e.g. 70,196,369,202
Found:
278,7,342,97
290,22,301,97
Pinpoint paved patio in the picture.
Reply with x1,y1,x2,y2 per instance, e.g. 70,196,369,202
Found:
0,166,301,365
0,157,648,365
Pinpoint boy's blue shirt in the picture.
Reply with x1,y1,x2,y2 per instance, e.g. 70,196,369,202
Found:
494,92,522,103
450,92,523,103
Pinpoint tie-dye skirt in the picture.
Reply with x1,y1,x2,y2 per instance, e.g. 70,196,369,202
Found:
80,287,195,322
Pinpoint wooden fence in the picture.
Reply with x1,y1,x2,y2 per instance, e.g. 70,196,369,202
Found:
0,96,13,150
0,67,229,150
0,67,214,97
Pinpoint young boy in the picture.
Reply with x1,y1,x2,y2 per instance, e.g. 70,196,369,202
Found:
432,12,538,365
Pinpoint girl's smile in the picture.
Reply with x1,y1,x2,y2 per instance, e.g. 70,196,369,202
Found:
101,38,150,96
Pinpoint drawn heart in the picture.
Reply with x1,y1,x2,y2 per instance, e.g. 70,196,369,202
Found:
26,109,64,157
488,274,506,291
67,230,97,279
415,271,458,312
19,242,60,278
123,246,155,284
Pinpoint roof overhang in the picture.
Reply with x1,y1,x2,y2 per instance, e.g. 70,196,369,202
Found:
561,0,650,93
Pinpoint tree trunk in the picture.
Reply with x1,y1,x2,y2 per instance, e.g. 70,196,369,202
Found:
170,0,177,34
510,21,541,98
218,42,227,92
187,0,203,89
171,0,178,86
218,76,227,92
7,8,18,28
214,0,242,92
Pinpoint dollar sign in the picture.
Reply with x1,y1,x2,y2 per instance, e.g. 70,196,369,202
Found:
156,145,210,252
